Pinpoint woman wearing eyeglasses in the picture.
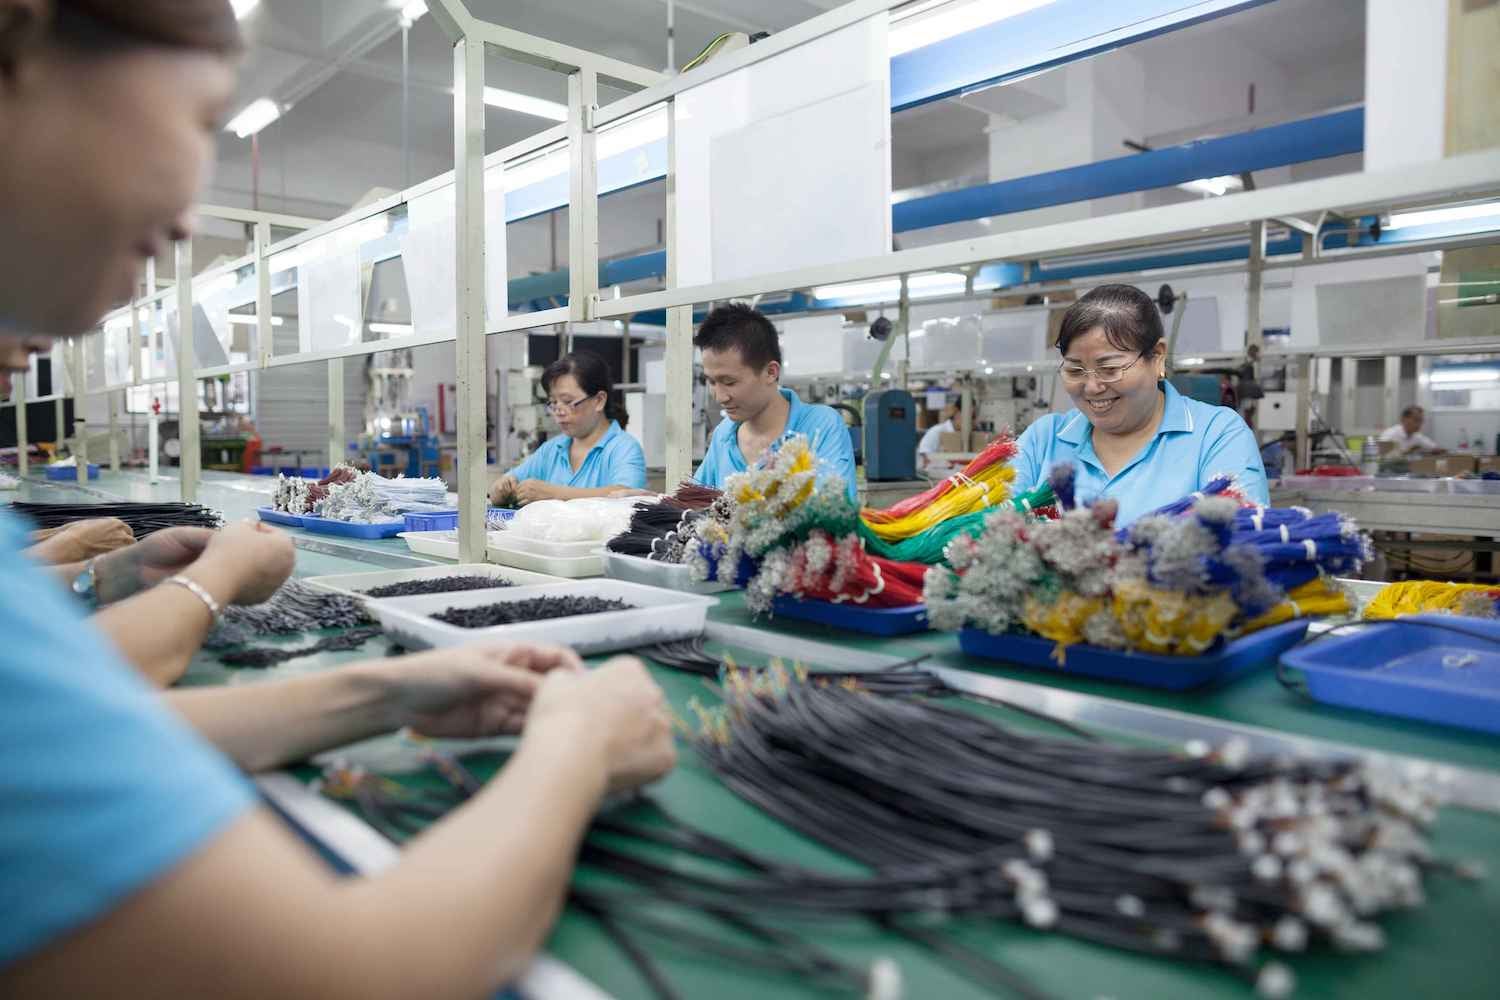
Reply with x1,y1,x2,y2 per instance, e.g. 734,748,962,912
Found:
489,350,647,506
1012,284,1269,525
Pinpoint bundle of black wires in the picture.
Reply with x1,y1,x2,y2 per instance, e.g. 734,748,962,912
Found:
10,500,223,538
606,499,696,558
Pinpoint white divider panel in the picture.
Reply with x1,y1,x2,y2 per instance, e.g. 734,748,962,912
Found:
674,15,891,287
102,317,131,387
401,163,507,341
298,250,363,354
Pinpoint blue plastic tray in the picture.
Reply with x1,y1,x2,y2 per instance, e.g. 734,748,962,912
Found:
1279,614,1500,735
45,464,99,481
299,516,406,539
256,506,304,528
770,597,929,636
959,619,1310,692
402,508,517,532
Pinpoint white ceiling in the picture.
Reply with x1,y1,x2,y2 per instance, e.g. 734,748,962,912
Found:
214,0,1368,218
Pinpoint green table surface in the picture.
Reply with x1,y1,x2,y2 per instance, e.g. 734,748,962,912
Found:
22,473,1500,998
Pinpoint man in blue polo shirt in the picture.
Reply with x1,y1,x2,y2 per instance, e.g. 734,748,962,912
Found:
692,304,857,501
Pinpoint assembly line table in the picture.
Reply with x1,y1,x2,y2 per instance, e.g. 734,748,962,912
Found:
14,470,1500,1000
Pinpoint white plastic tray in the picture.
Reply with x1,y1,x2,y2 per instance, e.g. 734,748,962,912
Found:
400,530,462,560
366,579,717,653
1449,479,1500,496
303,563,566,601
492,532,604,559
602,550,734,595
487,535,603,578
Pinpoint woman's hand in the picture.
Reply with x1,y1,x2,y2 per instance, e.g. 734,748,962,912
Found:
188,521,297,606
488,474,518,506
371,641,585,737
93,526,214,604
523,656,676,794
28,517,135,565
513,479,559,506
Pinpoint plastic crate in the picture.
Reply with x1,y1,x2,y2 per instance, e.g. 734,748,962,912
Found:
1279,615,1500,734
959,620,1310,692
45,463,99,481
402,508,517,532
299,515,406,539
769,597,929,636
602,550,734,595
365,579,717,654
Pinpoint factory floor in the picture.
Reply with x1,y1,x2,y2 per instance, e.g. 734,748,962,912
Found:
10,468,1499,1000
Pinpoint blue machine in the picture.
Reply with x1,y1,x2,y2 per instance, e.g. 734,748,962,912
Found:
863,389,917,481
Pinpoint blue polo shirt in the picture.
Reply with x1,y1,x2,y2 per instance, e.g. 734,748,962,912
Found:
0,511,255,969
509,420,646,490
1013,382,1269,526
694,387,857,501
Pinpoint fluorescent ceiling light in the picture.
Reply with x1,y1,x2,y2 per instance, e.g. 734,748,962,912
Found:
890,0,1057,57
1178,356,1205,366
231,0,260,18
225,315,284,327
1388,200,1500,230
1429,368,1499,385
1177,175,1243,198
393,0,427,22
484,87,568,122
226,98,281,138
367,322,415,336
813,271,966,303
503,107,668,191
984,366,995,374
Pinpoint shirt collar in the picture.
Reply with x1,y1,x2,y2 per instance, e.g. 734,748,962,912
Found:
1058,382,1192,444
587,421,622,454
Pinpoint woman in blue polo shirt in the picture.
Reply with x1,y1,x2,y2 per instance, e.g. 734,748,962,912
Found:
1012,284,1269,525
489,350,647,506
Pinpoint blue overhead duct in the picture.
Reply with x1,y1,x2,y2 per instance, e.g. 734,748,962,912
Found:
891,108,1364,232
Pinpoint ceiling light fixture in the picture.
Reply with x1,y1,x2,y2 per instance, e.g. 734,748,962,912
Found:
230,0,260,19
367,322,416,336
225,98,281,139
890,0,1057,57
395,1,427,24
1387,200,1500,230
225,315,284,327
483,87,568,121
1177,175,1243,198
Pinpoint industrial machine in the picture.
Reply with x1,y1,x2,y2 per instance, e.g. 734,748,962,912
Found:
862,388,917,481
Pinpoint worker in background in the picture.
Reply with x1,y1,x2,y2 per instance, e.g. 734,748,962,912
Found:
692,303,858,500
0,5,674,999
916,399,958,471
488,350,646,506
1378,405,1444,456
1011,284,1270,526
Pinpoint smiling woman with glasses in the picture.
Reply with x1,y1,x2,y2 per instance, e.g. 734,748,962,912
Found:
489,350,647,506
1010,284,1269,526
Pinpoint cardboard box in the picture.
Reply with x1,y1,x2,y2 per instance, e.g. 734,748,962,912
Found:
1477,456,1500,475
1408,455,1478,477
937,431,995,454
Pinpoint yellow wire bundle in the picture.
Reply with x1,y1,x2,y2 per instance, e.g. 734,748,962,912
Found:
1110,578,1241,656
860,464,1017,541
1362,580,1500,620
1237,578,1351,635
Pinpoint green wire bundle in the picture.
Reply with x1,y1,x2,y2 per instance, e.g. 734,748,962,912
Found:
855,483,1058,566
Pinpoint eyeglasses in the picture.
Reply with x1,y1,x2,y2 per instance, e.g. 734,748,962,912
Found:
545,395,597,415
1058,353,1147,385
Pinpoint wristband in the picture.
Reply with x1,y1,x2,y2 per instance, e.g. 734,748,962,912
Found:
165,574,223,624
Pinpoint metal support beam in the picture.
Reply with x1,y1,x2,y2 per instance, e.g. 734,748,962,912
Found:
663,96,693,487
452,36,488,563
568,68,600,324
327,357,346,469
69,339,89,483
176,239,200,502
255,221,273,368
107,391,120,472
197,203,323,231
14,370,26,477
1294,355,1311,470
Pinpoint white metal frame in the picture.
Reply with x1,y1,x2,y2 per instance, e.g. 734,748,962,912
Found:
10,0,1497,561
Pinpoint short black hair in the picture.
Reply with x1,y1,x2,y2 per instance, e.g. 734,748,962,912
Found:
542,350,627,428
1056,284,1164,356
1401,405,1424,419
693,303,782,371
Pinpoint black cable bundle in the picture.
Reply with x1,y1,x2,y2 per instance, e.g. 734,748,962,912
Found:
9,500,223,538
220,626,384,669
361,575,514,598
674,674,1478,998
606,499,695,558
640,638,955,697
431,596,633,628
206,580,373,648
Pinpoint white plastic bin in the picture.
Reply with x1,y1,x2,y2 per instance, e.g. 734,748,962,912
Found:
602,550,734,595
366,579,718,653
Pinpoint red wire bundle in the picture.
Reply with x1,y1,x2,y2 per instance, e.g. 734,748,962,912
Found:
861,435,1020,524
778,531,926,607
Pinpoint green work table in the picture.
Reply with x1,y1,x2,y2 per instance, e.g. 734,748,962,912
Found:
18,473,1500,998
